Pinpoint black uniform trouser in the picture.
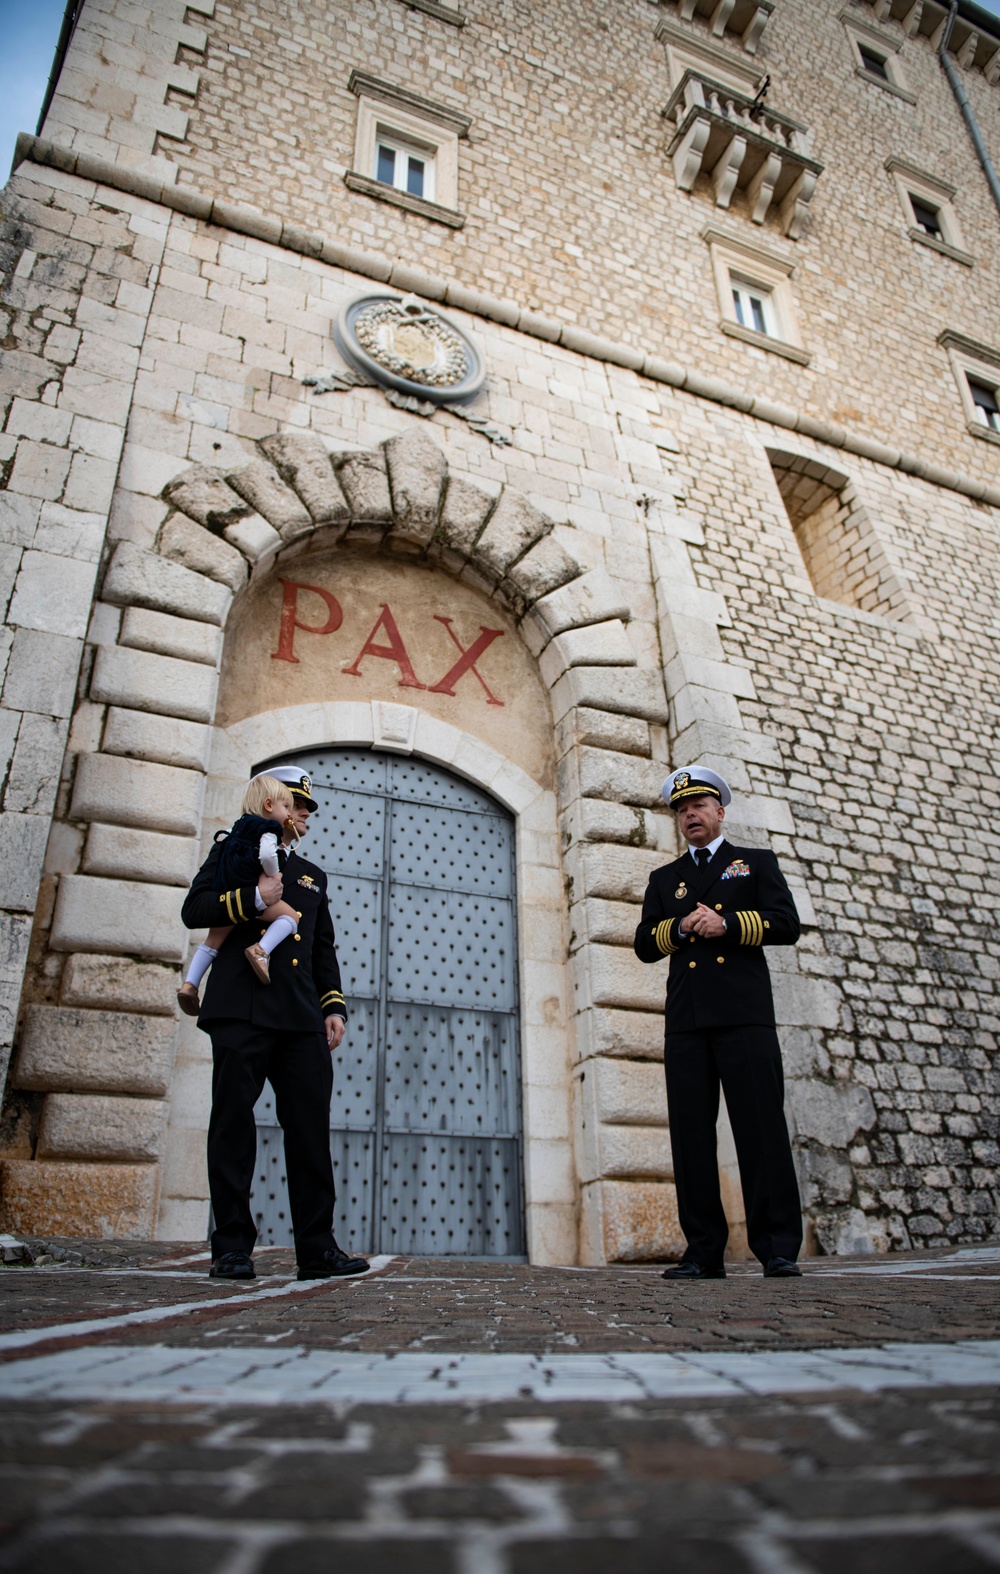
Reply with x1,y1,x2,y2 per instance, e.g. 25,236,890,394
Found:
664,1025,802,1268
207,1018,336,1263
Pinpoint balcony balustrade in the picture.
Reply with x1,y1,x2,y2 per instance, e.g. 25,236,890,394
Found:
662,70,823,238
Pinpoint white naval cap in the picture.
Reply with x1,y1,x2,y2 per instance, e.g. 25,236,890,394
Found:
251,764,319,811
662,766,732,809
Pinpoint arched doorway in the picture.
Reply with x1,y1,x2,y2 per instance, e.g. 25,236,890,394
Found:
249,746,526,1258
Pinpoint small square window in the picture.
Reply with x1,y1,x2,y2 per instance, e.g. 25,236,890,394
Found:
969,378,1000,433
346,72,470,226
939,331,1000,447
858,43,890,79
375,135,433,201
703,226,810,365
843,20,914,101
732,279,776,337
886,159,973,266
909,197,942,238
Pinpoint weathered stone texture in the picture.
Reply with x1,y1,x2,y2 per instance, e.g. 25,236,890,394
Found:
0,1158,159,1238
17,1007,176,1095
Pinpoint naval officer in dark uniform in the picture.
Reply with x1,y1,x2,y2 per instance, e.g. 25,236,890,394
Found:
634,767,803,1279
182,764,368,1282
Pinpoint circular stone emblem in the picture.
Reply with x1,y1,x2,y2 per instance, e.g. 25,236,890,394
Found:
334,293,486,405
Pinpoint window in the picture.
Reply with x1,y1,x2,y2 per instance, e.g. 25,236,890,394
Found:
345,72,470,227
886,159,973,265
857,42,890,79
731,278,776,337
842,15,915,101
910,197,942,238
375,134,433,201
703,226,809,364
939,331,1000,447
970,379,1000,433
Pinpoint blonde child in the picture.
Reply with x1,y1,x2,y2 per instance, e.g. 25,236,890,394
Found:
176,775,301,1016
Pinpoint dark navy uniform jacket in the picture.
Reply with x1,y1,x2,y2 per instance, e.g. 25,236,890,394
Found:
181,839,347,1032
634,840,800,1031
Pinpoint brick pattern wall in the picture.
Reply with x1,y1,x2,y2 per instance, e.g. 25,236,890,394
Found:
124,0,1000,486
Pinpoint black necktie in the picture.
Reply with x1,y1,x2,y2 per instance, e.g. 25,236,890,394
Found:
694,848,710,868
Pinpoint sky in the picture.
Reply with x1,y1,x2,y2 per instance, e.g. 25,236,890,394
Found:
2,0,1000,184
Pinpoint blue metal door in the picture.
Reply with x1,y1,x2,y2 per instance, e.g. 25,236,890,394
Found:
249,747,525,1258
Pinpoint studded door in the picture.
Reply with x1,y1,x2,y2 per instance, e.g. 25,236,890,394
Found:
249,748,525,1258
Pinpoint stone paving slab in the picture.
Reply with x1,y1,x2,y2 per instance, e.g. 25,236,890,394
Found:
0,1243,999,1571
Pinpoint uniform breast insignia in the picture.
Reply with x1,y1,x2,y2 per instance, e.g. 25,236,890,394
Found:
720,860,751,880
675,881,688,899
297,873,318,890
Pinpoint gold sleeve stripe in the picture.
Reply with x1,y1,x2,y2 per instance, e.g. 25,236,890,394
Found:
654,918,678,955
321,990,346,1006
235,887,247,922
737,911,764,946
224,890,236,924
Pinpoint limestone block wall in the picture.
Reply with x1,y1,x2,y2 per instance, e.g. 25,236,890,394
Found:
74,0,1000,485
1,139,998,1258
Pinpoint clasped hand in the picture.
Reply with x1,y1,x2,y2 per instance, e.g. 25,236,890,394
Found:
679,902,726,939
257,872,282,905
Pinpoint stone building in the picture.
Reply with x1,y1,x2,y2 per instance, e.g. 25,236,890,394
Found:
0,0,998,1263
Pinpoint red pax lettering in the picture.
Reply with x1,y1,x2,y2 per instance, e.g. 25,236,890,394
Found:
343,604,425,689
271,579,343,664
427,617,505,707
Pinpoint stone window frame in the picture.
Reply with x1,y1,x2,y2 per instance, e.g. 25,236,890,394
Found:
344,72,471,229
885,157,973,267
394,0,466,24
840,12,916,103
939,330,1000,449
702,225,810,365
656,17,763,94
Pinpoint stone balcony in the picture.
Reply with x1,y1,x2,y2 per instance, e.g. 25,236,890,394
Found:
662,71,823,238
657,0,775,55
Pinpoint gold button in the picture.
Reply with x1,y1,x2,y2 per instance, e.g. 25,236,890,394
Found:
292,958,298,967
764,920,770,929
296,911,302,918
294,934,301,942
689,960,696,969
260,929,266,937
715,904,722,911
717,956,725,964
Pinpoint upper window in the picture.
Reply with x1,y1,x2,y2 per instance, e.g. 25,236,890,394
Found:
857,42,890,79
703,226,809,364
970,379,1000,433
842,17,915,101
886,159,972,266
345,72,470,227
376,133,434,202
731,278,777,337
939,331,1000,448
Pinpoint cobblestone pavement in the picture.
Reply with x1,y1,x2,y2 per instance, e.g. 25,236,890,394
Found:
1,1242,999,1572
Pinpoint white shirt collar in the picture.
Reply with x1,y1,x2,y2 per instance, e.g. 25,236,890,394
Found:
689,832,726,863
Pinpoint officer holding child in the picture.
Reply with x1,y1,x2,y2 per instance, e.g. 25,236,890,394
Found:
181,763,368,1283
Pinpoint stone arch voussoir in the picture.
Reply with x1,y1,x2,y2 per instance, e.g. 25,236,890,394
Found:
151,425,637,666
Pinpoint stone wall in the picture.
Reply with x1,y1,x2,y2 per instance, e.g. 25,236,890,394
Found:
69,0,1000,486
0,0,997,1258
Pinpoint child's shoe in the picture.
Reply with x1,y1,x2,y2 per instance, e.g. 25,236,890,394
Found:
245,943,271,984
176,982,201,1016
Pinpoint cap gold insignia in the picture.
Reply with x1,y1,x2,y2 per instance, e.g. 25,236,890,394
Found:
675,881,688,899
675,771,690,791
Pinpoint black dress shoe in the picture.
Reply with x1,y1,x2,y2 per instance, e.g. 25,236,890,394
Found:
764,1256,802,1277
297,1244,370,1280
209,1250,255,1280
662,1261,726,1280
